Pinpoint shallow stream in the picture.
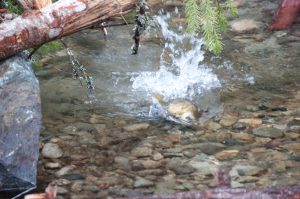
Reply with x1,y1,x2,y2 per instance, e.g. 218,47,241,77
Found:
34,0,300,198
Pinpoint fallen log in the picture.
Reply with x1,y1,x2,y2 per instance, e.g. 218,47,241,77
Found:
0,0,136,61
268,0,300,30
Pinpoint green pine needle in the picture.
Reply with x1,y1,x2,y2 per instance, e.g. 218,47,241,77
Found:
184,0,237,54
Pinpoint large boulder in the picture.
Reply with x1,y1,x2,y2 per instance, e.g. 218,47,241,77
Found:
0,54,41,191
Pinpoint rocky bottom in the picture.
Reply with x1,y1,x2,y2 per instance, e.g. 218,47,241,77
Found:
35,86,300,199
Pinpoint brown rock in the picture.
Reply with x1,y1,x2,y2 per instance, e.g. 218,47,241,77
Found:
230,132,255,143
141,160,161,169
153,152,164,161
231,19,259,33
123,123,150,132
238,118,262,127
215,150,240,160
166,134,182,143
220,115,238,127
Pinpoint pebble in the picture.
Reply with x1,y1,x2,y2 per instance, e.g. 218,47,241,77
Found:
238,118,262,127
206,122,221,131
281,143,300,153
153,152,164,161
196,142,226,155
141,159,161,169
230,19,259,33
214,150,240,160
230,132,255,143
114,156,130,169
123,123,150,131
71,181,84,192
287,118,300,132
45,162,62,169
56,165,76,177
188,154,218,176
134,177,154,188
131,146,153,157
42,143,63,159
253,126,284,138
168,159,195,175
230,164,264,176
167,99,200,121
57,186,69,195
220,115,238,127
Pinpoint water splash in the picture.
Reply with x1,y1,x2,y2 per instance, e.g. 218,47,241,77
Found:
130,13,221,101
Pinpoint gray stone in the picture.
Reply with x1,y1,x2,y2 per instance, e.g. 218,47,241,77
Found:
45,162,62,169
131,146,153,157
42,143,64,159
0,55,41,191
188,155,218,176
114,156,130,168
134,177,154,188
197,142,226,155
56,165,76,177
230,164,264,177
220,115,238,127
57,186,69,195
167,158,195,175
253,126,284,138
123,123,150,131
287,118,300,132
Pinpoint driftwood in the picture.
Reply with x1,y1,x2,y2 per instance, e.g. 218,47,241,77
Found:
0,0,136,61
18,0,52,10
268,0,300,30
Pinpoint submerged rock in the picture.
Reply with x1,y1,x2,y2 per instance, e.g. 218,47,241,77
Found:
167,99,200,123
42,143,63,159
253,126,284,138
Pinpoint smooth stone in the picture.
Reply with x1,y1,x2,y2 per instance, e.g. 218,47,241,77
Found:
230,19,259,33
57,187,69,195
167,159,195,175
230,164,264,177
131,160,145,171
61,173,86,181
238,118,262,127
71,181,84,192
83,184,99,192
55,165,76,177
141,159,161,169
166,134,182,143
42,143,63,159
220,115,238,127
114,156,130,169
253,126,284,138
45,162,62,169
188,154,218,176
230,132,255,143
281,143,300,153
203,132,232,143
197,142,226,155
153,152,164,161
137,169,165,176
206,122,221,131
167,99,200,121
214,150,240,160
131,146,153,158
134,177,154,188
287,118,300,132
123,123,150,132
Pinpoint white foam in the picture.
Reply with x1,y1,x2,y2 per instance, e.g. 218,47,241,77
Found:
131,14,221,101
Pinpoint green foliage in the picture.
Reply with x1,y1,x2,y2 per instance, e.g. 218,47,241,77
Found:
184,0,238,54
35,40,64,54
2,0,23,14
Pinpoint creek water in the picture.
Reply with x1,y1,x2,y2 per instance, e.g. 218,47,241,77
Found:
34,2,300,198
